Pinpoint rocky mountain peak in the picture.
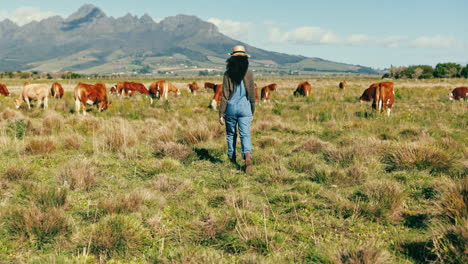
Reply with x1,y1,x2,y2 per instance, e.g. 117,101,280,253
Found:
62,4,106,30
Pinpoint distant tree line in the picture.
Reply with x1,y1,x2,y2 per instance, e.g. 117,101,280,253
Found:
383,63,468,79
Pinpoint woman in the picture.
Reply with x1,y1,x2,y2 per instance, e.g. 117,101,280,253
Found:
219,45,256,173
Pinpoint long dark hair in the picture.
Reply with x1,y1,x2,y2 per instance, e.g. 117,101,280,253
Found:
226,56,249,84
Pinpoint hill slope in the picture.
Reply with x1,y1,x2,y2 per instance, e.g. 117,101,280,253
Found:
0,4,377,75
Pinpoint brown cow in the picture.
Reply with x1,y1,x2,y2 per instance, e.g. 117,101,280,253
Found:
294,81,312,96
210,84,223,110
449,87,468,101
261,83,278,102
15,84,49,109
148,80,180,100
115,81,152,104
204,82,216,90
339,81,348,89
110,85,118,95
372,81,395,116
188,82,200,95
51,82,64,99
74,82,109,115
359,84,377,103
0,84,10,96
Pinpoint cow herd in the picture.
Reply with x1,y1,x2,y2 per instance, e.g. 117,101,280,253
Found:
0,80,466,116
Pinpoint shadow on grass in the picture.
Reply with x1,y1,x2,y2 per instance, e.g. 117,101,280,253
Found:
354,111,375,118
193,148,223,164
399,240,437,264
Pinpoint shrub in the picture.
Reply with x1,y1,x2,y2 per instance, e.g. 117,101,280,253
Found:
88,214,149,258
2,165,32,181
33,186,68,209
323,146,356,168
101,118,136,151
5,206,70,247
42,111,64,134
382,144,453,174
335,245,391,264
182,124,212,145
56,159,97,190
7,119,29,138
431,220,468,264
24,138,56,155
435,176,467,223
355,180,404,221
293,137,334,154
257,137,280,149
62,134,83,150
98,193,143,215
152,141,192,160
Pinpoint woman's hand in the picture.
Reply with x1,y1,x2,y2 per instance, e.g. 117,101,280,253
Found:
219,117,225,125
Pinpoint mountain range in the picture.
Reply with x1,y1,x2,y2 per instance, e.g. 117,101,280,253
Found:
0,4,378,75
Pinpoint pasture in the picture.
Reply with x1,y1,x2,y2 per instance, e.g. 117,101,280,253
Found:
0,76,466,263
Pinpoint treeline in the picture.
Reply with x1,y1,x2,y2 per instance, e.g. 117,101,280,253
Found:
0,71,86,79
383,63,468,79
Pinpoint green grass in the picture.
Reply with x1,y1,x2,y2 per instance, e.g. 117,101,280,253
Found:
0,76,466,263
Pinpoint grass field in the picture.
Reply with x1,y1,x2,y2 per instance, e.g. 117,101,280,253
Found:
0,76,466,263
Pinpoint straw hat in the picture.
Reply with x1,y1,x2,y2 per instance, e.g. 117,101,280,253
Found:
230,45,250,57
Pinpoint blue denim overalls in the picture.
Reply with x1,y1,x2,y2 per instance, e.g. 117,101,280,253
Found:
224,80,252,159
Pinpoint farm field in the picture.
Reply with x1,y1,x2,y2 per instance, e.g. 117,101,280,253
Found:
0,76,466,263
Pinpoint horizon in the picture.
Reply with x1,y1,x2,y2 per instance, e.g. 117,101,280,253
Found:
0,1,467,69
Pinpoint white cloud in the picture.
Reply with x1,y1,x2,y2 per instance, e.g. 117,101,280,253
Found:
0,7,58,26
269,26,340,45
346,34,370,45
410,35,467,49
208,18,256,43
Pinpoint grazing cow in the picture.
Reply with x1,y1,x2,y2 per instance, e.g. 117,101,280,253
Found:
204,82,216,90
0,84,10,96
115,81,152,104
359,84,377,103
449,87,468,101
110,85,118,95
188,82,200,95
148,80,180,100
210,84,223,110
372,81,395,116
261,83,278,102
74,82,109,115
14,84,49,109
50,82,64,98
339,81,348,89
294,81,312,96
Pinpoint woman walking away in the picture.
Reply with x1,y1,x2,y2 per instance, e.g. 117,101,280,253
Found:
219,45,256,173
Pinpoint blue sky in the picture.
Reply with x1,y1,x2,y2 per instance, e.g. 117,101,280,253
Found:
1,0,467,68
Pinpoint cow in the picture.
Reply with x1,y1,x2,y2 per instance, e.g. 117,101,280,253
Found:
210,84,223,110
50,82,64,99
115,81,152,104
110,85,118,95
359,84,377,103
339,81,348,89
14,83,49,109
188,82,200,95
449,87,468,101
0,84,10,96
74,82,109,115
294,81,312,96
260,83,278,103
372,81,395,116
148,80,180,100
204,82,216,91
